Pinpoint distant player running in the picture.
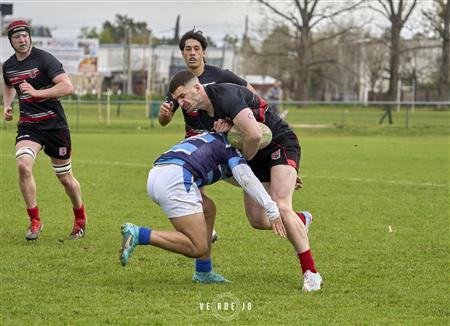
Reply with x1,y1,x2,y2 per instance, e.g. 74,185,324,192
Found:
2,21,87,240
120,132,286,283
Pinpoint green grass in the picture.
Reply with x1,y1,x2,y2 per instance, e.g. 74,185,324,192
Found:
1,106,449,325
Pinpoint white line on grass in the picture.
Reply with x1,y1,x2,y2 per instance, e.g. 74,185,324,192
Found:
1,154,447,188
302,174,448,188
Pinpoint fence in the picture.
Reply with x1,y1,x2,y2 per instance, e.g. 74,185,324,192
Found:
2,100,449,133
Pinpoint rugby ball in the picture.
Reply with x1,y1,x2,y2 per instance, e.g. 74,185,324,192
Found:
227,122,272,150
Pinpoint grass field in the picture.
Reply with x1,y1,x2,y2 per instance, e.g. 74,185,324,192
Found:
1,105,449,325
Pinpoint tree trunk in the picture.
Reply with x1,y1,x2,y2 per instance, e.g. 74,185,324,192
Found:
438,1,450,102
298,26,312,102
388,22,402,101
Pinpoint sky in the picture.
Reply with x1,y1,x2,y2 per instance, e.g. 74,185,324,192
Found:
2,0,266,43
1,0,433,43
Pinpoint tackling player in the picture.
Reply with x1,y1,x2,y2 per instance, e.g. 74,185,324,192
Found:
120,132,286,283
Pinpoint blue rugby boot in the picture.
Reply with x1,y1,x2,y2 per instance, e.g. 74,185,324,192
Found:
120,223,139,266
192,271,231,284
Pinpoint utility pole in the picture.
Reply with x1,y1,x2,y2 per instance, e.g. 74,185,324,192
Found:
126,27,133,95
146,31,153,121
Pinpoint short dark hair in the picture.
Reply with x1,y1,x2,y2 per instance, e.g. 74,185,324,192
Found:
179,29,208,51
169,70,198,94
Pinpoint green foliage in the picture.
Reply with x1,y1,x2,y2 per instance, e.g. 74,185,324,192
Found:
78,26,99,39
90,14,154,44
1,105,448,324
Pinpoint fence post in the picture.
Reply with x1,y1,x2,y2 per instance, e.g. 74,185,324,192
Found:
97,90,103,123
76,91,80,131
106,89,111,126
405,106,409,128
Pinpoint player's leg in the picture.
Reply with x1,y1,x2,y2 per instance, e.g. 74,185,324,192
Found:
120,165,229,282
242,149,309,231
46,128,86,239
270,164,321,291
16,139,43,240
270,165,308,252
52,157,87,239
200,188,218,243
119,212,208,263
243,183,272,230
151,212,210,257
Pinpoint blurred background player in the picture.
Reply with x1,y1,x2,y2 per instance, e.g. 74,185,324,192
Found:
120,132,286,283
169,70,322,291
267,80,288,119
2,20,87,240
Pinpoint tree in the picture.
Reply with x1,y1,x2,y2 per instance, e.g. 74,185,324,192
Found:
95,14,152,44
256,0,363,101
369,0,418,100
423,0,450,101
363,39,389,98
259,25,295,88
78,26,99,39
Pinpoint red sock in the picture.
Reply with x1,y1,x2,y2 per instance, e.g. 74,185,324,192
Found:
295,212,306,226
27,206,40,221
298,249,317,274
73,205,86,220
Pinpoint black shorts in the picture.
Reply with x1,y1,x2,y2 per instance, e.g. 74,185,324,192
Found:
16,124,72,160
247,131,300,182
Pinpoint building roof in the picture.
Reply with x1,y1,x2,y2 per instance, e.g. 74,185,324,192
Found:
242,74,277,85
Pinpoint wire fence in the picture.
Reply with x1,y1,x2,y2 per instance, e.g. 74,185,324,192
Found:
2,100,449,133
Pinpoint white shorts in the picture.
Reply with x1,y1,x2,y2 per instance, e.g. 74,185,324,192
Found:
147,165,203,218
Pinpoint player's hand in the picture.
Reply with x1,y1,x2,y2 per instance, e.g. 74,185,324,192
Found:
214,118,233,133
19,80,39,97
3,106,13,121
295,175,303,190
159,101,173,118
270,216,287,238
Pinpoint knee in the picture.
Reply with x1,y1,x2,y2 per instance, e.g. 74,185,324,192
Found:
201,194,216,219
189,241,208,258
16,159,32,177
276,201,294,221
58,174,77,189
246,212,270,229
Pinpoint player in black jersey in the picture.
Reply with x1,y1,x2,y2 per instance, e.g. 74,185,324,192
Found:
169,70,323,291
158,29,256,137
2,21,87,241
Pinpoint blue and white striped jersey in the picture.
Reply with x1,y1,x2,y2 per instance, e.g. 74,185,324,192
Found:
155,132,246,188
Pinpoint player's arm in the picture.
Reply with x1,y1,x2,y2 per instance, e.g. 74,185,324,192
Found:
246,83,257,94
230,163,286,237
19,73,74,98
220,69,256,94
2,85,16,121
158,101,174,126
232,108,262,160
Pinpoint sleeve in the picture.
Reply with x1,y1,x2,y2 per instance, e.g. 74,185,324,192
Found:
216,87,248,120
218,69,248,86
43,52,66,80
229,161,280,220
2,64,12,86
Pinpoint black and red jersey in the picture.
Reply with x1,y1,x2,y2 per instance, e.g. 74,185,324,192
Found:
3,47,68,129
166,65,248,137
205,83,291,141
